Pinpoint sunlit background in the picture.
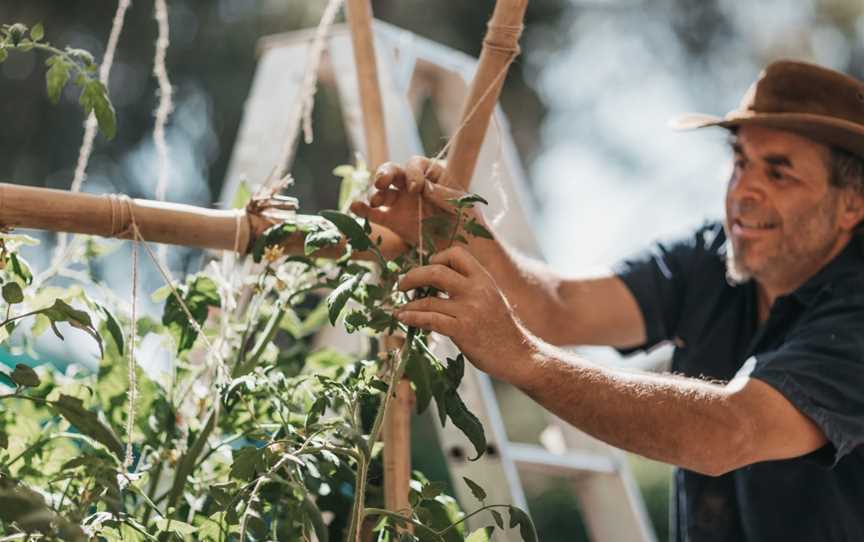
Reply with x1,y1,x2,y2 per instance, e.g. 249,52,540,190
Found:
1,1,862,539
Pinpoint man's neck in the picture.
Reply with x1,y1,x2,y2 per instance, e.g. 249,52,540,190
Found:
755,234,853,322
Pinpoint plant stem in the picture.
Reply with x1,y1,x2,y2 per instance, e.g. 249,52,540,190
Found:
346,328,416,542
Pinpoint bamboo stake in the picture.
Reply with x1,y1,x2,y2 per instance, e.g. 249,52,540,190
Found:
0,183,404,260
345,0,414,526
345,0,389,170
443,0,527,190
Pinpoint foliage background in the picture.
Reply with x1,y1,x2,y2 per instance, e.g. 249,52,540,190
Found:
1,1,863,540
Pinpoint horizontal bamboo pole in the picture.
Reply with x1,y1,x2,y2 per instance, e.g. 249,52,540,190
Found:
0,183,406,260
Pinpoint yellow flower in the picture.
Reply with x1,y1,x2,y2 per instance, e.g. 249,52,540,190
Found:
263,244,285,263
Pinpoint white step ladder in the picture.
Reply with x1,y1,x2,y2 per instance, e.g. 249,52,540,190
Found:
219,21,657,542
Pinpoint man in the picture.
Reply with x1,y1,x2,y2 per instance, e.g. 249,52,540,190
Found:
351,60,864,541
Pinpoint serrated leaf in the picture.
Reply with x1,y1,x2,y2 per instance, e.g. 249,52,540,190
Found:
30,23,44,41
445,388,486,460
251,222,298,263
9,253,32,284
98,304,124,355
420,480,447,500
405,349,433,414
10,363,39,387
491,509,504,529
161,275,220,354
156,518,198,535
508,506,537,542
230,179,252,209
463,476,486,501
447,193,488,208
304,226,342,255
2,282,23,304
464,219,494,240
50,394,125,460
326,274,362,325
320,210,371,252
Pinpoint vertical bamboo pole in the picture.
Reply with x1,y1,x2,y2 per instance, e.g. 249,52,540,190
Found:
344,0,414,525
443,0,528,191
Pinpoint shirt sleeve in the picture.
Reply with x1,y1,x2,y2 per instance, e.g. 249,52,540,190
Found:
613,224,720,352
751,294,864,466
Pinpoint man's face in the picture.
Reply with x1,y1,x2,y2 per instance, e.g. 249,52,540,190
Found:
724,126,844,287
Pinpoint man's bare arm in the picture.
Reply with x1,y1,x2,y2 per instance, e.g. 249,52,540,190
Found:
351,156,646,348
514,342,827,475
395,246,829,476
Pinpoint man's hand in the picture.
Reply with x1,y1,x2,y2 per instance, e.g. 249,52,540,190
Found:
394,245,531,384
350,156,486,246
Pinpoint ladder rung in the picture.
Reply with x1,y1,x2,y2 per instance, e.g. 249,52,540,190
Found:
507,442,620,476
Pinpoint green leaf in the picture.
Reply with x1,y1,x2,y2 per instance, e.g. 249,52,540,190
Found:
156,518,198,535
464,219,494,240
9,253,32,284
251,222,298,263
444,389,486,460
447,193,488,208
0,49,7,64
508,506,538,542
30,23,44,42
490,509,504,529
326,274,362,325
320,210,371,252
420,480,447,500
168,411,216,508
304,226,342,255
98,304,124,355
230,446,265,481
10,363,39,387
42,299,103,357
463,476,486,501
162,275,221,354
50,394,125,461
445,354,464,388
230,179,252,209
2,282,23,304
79,79,116,139
404,349,433,414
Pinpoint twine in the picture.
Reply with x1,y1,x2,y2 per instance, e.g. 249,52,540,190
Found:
69,0,132,195
55,0,131,271
269,0,345,188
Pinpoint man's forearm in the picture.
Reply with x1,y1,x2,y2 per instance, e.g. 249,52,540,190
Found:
465,234,569,341
510,338,754,475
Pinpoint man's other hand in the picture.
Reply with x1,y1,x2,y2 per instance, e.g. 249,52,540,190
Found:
350,156,485,245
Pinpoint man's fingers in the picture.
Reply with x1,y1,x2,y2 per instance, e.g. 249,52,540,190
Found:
406,156,429,194
395,310,458,337
429,246,480,277
399,296,460,317
399,264,467,295
374,162,406,190
369,189,399,208
350,201,387,224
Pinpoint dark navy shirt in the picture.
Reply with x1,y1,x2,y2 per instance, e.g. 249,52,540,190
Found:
614,222,864,542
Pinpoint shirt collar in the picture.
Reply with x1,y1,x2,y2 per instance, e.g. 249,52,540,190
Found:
790,238,864,307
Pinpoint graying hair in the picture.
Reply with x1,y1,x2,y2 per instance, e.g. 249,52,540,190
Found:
827,146,864,239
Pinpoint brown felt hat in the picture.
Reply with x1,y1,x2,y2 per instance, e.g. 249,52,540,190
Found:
672,60,864,159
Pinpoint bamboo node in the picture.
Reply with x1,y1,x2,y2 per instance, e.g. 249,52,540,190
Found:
483,23,523,57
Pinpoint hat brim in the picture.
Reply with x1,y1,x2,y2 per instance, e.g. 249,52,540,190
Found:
670,111,864,160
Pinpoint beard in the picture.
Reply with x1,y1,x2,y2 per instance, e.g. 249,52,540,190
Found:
724,190,841,287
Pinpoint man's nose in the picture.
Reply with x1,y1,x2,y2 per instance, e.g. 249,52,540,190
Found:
728,165,766,203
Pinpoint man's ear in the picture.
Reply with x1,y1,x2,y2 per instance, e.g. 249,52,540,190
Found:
838,189,864,232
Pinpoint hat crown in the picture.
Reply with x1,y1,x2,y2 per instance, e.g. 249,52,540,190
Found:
741,60,864,126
